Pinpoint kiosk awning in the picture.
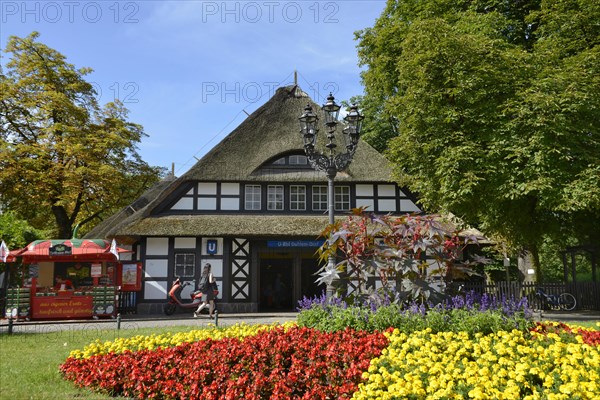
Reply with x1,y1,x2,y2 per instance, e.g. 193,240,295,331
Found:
9,239,132,263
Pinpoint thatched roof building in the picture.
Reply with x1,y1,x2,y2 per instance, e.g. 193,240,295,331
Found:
87,85,421,314
87,85,398,242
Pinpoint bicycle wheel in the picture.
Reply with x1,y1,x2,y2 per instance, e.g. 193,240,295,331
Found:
559,293,576,311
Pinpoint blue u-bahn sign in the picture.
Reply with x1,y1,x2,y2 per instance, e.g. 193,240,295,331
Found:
206,239,218,254
266,240,324,248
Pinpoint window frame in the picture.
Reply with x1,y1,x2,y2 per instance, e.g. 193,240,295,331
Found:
174,253,196,278
312,185,328,211
290,185,306,211
334,186,351,211
289,155,308,165
244,184,262,210
267,185,284,211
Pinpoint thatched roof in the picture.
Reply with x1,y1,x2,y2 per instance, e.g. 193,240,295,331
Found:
87,85,395,241
114,214,340,238
180,85,392,182
84,174,177,241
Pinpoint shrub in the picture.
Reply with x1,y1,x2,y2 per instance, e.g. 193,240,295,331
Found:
297,290,534,335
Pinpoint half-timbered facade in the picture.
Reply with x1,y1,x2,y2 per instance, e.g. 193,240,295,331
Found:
87,85,422,313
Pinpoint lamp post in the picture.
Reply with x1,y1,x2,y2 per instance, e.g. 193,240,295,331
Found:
299,93,364,299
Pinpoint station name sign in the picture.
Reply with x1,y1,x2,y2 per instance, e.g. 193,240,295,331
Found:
267,240,324,248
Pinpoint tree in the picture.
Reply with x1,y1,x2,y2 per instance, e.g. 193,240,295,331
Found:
0,211,45,249
0,32,164,238
355,0,600,279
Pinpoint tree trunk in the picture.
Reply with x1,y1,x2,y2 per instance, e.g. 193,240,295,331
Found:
51,205,72,239
518,244,542,283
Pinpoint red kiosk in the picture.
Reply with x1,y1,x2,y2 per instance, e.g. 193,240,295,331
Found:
4,239,141,320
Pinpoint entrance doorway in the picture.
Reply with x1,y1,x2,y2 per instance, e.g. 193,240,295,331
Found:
259,257,294,311
258,251,326,311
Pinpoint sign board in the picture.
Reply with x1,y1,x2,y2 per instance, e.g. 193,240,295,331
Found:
267,240,324,248
49,244,72,256
91,264,102,278
120,262,142,291
206,239,218,255
31,296,93,319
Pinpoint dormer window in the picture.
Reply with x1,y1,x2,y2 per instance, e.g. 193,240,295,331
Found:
289,155,308,165
264,153,311,168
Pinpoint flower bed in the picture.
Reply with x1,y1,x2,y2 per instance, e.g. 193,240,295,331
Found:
60,326,389,399
61,319,599,399
68,322,288,359
354,326,599,400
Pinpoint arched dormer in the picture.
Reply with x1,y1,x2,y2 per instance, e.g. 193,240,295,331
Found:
252,151,313,175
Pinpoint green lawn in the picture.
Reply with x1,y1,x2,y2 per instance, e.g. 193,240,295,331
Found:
1,320,598,399
0,325,200,399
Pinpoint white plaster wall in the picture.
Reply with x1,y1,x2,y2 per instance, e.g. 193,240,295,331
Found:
378,199,397,212
221,183,240,195
378,184,396,197
145,259,168,278
221,198,240,210
144,281,167,300
201,258,223,277
356,184,373,196
356,198,375,211
171,197,194,210
400,199,421,212
198,182,217,195
174,237,196,249
146,238,169,256
198,198,217,210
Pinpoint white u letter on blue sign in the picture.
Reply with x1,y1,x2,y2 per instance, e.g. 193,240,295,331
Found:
206,239,218,255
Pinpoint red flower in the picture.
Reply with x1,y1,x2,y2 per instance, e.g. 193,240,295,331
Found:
60,326,389,399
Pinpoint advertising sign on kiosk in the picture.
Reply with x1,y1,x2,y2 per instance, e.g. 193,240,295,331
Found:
2,238,133,320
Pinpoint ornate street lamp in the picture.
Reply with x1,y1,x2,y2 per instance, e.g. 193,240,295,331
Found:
299,93,364,299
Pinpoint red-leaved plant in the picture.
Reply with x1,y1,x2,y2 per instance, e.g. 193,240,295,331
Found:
317,208,485,301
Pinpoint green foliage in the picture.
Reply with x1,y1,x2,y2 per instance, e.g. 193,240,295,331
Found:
0,211,45,249
0,32,165,238
297,304,533,336
356,0,600,279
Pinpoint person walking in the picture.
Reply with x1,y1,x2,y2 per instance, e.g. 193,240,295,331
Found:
194,263,216,319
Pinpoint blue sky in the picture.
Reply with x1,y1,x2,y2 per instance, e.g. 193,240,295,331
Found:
1,1,386,175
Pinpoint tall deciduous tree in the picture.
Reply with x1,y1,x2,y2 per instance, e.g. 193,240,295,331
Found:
0,32,164,238
356,0,600,278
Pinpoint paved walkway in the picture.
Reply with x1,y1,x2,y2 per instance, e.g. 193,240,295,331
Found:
535,310,600,323
0,311,299,334
2,310,599,335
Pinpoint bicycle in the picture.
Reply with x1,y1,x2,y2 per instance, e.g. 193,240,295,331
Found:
535,288,577,311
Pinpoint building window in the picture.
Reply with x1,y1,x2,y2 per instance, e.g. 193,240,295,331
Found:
312,185,328,211
289,155,308,165
290,185,306,211
245,185,261,210
335,186,350,211
174,253,195,277
267,185,284,210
